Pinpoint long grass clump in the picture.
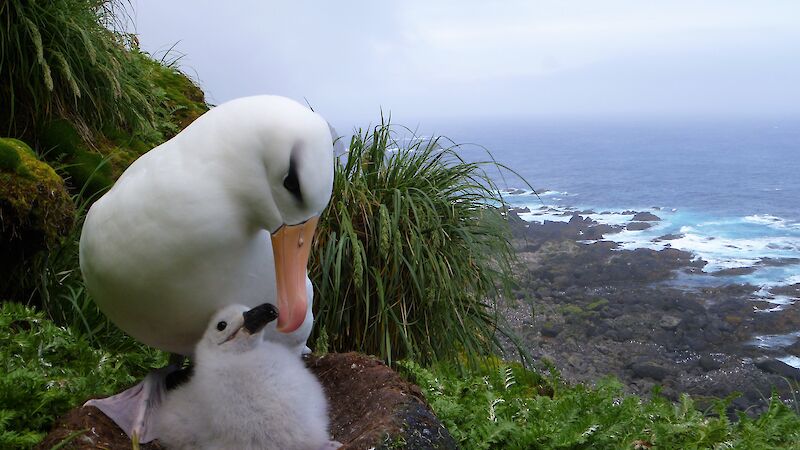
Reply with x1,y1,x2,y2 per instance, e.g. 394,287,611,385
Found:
311,121,518,367
0,0,156,136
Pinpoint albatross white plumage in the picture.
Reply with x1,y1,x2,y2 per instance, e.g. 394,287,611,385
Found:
79,95,335,441
154,303,335,450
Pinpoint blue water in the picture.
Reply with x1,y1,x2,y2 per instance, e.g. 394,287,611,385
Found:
409,117,800,307
424,117,800,220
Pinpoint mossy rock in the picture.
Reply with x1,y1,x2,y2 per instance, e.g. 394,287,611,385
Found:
0,139,26,173
0,138,74,297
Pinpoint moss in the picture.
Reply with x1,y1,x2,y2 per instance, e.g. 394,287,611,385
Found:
39,119,84,159
0,139,23,172
725,314,743,326
38,120,116,197
587,298,609,310
64,150,114,197
561,305,584,316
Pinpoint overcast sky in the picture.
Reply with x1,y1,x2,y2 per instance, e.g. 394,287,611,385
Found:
132,1,800,126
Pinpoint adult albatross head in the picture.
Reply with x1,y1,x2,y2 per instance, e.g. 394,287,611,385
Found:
216,95,335,333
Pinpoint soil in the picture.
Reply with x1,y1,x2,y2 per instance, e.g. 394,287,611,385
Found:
37,353,456,450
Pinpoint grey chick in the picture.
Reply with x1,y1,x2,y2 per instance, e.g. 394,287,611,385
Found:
155,303,335,450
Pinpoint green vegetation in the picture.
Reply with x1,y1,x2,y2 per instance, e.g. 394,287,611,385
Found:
0,2,209,446
311,122,518,367
0,0,156,136
0,0,207,304
0,303,166,449
401,359,800,449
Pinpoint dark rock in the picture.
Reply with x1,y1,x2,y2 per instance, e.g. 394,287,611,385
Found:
630,361,673,381
541,322,563,337
710,267,757,277
632,212,661,222
698,356,722,371
626,222,653,231
654,233,684,241
770,283,800,297
568,214,592,226
611,328,634,342
786,340,800,357
759,258,800,268
755,358,800,381
659,315,682,330
393,401,458,450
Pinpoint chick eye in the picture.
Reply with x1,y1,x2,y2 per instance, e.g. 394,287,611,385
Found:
216,321,227,331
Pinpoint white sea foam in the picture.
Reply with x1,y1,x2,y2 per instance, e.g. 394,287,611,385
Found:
786,274,800,286
754,305,786,313
613,229,800,273
516,210,572,223
500,188,539,196
749,331,800,349
744,214,800,230
540,190,571,197
501,188,570,197
752,292,796,312
779,355,800,369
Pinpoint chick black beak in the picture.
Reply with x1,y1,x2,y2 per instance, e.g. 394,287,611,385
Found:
242,303,279,334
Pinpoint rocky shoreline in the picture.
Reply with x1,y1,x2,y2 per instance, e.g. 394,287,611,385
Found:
501,210,800,414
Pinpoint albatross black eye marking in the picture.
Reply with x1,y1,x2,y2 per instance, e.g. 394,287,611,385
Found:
216,321,227,331
283,151,303,203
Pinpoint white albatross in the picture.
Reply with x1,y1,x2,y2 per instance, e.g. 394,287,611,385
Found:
155,303,338,450
79,95,335,442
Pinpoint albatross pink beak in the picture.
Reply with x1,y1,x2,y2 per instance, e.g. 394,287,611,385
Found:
271,216,319,333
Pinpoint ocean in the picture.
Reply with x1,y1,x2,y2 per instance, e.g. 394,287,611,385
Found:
416,117,800,365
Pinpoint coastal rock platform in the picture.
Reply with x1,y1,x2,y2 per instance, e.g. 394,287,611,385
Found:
503,210,800,414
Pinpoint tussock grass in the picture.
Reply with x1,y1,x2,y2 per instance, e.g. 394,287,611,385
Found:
311,121,519,367
0,0,156,136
